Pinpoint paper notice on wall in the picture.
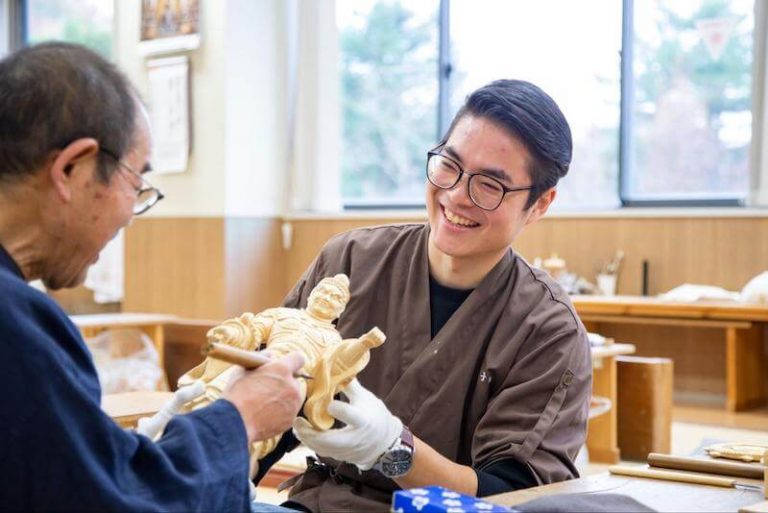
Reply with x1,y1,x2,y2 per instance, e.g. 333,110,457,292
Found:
146,55,190,174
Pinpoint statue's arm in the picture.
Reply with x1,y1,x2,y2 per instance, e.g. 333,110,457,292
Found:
243,311,278,349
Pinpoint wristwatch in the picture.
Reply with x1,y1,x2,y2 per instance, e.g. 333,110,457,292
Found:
373,426,415,478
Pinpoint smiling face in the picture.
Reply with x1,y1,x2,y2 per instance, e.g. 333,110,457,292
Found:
426,115,554,272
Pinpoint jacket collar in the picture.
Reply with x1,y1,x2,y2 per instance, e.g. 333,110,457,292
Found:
0,244,25,280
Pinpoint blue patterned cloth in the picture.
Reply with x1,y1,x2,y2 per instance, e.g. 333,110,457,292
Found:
393,486,517,513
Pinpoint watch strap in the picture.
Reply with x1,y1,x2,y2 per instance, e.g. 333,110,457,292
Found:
400,425,414,451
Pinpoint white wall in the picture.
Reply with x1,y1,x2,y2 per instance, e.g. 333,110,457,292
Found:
113,0,289,217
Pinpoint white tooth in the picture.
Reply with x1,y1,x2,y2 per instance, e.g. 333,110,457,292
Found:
445,208,477,226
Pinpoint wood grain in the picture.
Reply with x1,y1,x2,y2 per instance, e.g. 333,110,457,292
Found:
285,216,768,296
124,217,284,319
647,453,764,479
124,217,227,319
617,357,674,460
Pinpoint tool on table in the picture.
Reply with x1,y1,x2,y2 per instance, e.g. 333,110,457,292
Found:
648,453,764,479
609,465,764,492
203,342,313,380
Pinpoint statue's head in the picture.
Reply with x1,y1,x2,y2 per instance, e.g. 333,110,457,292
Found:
306,274,351,321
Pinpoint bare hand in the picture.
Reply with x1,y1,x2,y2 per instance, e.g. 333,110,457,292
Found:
223,352,305,443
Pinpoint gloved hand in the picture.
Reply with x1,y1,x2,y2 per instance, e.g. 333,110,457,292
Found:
292,379,402,471
136,380,206,440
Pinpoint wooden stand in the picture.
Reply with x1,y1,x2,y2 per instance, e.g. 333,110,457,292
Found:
586,343,636,463
616,356,673,461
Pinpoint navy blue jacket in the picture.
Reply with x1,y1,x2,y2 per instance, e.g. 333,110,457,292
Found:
0,245,250,512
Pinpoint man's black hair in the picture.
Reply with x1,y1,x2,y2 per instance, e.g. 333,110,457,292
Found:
0,42,137,183
443,79,572,209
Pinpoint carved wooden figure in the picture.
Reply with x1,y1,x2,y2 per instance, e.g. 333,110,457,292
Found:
175,273,385,465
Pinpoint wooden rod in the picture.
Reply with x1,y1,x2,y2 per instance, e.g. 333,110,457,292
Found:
203,342,312,379
648,453,764,479
609,465,737,488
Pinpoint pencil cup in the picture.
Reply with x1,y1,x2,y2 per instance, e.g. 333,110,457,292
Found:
596,273,617,296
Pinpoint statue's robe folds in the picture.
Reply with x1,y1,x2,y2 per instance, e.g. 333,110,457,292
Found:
277,223,592,513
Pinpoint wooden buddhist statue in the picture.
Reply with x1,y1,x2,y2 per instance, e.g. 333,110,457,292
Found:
140,274,385,472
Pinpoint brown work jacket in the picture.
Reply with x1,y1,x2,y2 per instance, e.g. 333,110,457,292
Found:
282,223,592,513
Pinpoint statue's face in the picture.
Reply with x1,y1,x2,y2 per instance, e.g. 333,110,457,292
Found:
307,281,348,320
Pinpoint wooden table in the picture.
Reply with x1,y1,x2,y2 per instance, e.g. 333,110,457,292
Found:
71,313,179,369
573,296,768,412
490,471,766,512
102,390,174,428
588,343,636,464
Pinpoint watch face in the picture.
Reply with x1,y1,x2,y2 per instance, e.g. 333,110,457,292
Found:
380,447,413,477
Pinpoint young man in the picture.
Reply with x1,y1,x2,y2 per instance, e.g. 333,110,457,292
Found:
278,80,592,512
0,43,304,512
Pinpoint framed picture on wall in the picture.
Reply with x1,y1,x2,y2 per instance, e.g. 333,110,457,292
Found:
139,0,201,56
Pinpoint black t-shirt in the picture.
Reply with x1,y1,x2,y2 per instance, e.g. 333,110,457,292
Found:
429,274,538,495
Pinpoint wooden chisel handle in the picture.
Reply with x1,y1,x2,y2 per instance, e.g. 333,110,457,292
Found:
203,343,312,379
609,465,737,488
648,453,763,479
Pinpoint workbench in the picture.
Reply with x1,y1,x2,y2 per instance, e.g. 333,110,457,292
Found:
573,296,768,412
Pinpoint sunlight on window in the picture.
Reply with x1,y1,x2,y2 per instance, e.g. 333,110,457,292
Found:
26,0,113,58
450,0,623,210
337,0,439,206
628,0,753,201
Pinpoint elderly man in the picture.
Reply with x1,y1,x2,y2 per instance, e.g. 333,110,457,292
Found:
0,42,303,512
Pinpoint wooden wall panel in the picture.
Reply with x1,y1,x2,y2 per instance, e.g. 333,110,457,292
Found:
286,216,768,296
284,217,421,291
124,218,228,319
515,217,768,295
225,218,286,316
48,285,121,315
124,217,285,320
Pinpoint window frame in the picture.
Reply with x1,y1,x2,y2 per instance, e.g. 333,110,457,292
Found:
344,0,755,210
19,0,114,57
1,0,25,55
618,0,747,207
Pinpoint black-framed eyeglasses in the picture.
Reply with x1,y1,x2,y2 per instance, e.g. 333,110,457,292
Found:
425,146,533,211
100,149,165,215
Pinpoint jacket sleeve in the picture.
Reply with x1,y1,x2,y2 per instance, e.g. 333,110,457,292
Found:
472,326,592,485
0,297,251,512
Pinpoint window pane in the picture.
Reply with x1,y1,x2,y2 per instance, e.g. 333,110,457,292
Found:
628,0,753,201
26,0,113,58
337,0,438,206
450,0,623,210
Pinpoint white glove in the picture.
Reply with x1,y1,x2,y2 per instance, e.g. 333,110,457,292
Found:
136,380,206,440
292,379,402,471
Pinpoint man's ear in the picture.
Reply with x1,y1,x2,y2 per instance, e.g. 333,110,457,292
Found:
524,187,556,226
49,138,100,202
